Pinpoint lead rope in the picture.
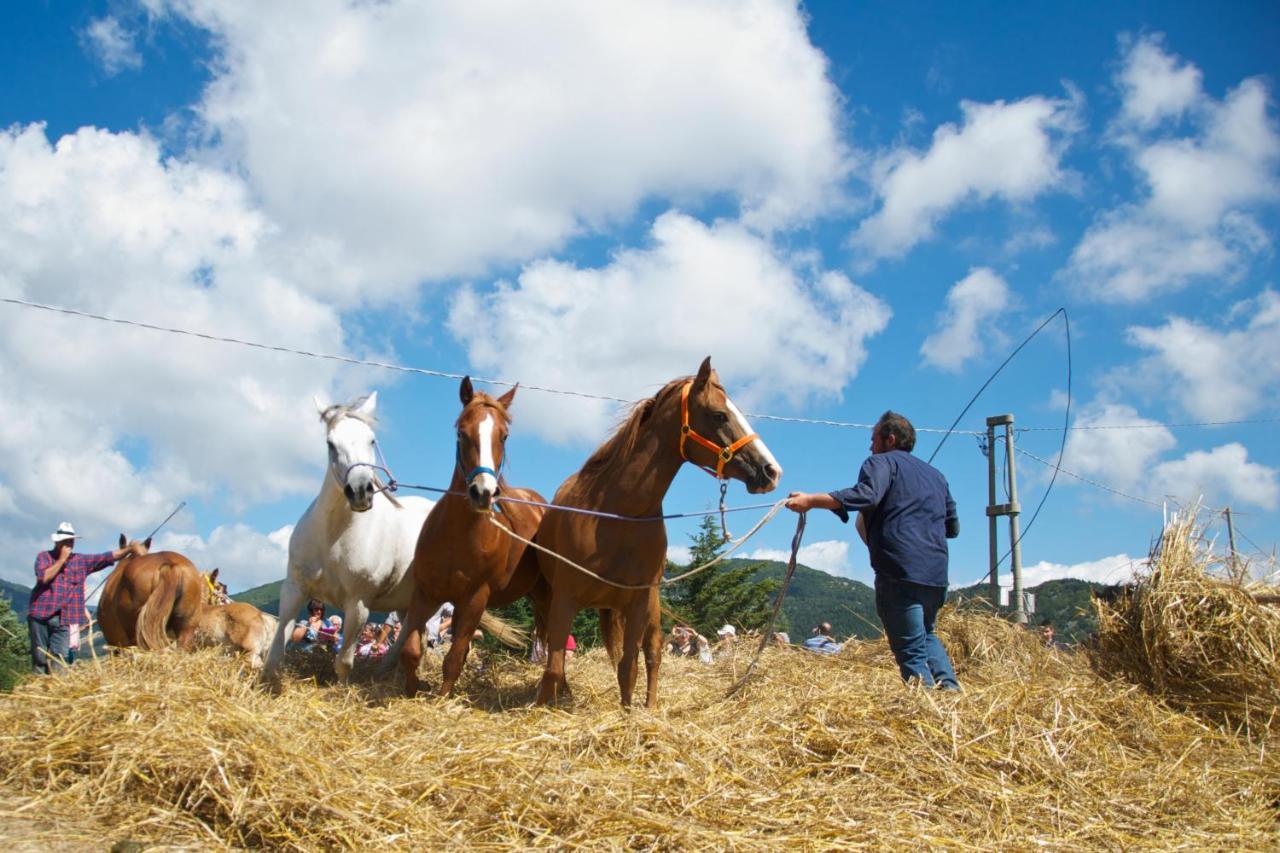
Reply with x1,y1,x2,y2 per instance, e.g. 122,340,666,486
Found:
485,499,788,591
718,480,731,539
727,510,806,696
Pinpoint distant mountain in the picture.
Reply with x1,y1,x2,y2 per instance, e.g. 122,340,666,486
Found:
948,577,1110,643
232,580,284,615
0,579,30,616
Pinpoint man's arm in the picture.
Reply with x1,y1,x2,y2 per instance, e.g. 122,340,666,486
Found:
785,456,890,521
945,488,959,539
36,547,70,585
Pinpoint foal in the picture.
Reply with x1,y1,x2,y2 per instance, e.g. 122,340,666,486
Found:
400,377,549,697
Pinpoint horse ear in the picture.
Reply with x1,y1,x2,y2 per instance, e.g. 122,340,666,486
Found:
355,391,378,416
144,537,152,550
692,356,714,392
210,567,219,582
459,376,474,405
119,533,126,549
496,383,517,409
313,395,328,418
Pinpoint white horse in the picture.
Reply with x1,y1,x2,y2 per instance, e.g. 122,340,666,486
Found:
262,392,434,683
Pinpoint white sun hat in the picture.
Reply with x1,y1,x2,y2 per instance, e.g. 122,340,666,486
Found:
717,624,736,637
51,521,76,543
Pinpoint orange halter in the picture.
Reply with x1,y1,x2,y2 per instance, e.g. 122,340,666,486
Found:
679,381,759,480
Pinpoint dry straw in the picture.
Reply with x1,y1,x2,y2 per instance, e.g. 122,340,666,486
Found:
1091,510,1280,742
1,607,1276,850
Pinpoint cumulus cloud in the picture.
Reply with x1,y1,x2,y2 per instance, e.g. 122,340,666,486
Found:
151,523,293,596
1064,36,1280,302
0,123,357,563
82,16,143,76
920,267,1011,371
964,553,1145,589
1060,401,1278,511
852,93,1080,260
1125,291,1280,420
749,539,852,577
145,0,850,300
449,211,892,444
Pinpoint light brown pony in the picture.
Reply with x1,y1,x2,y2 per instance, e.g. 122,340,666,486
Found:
97,538,277,668
401,377,549,697
534,357,782,708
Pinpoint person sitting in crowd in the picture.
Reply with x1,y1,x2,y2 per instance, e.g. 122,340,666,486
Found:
355,622,388,658
665,625,706,657
565,633,578,662
317,614,343,650
802,622,842,655
773,631,791,646
713,624,737,659
290,599,327,648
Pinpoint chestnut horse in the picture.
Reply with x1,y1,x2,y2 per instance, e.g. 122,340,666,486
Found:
97,539,277,668
401,377,549,696
534,357,782,708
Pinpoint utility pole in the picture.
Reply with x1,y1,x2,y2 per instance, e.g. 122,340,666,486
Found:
985,414,1027,624
985,421,999,608
1224,506,1239,579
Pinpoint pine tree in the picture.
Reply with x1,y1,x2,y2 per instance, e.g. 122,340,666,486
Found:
0,595,29,691
664,515,779,636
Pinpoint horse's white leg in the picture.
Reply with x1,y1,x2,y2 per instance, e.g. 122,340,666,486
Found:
334,598,368,682
263,576,306,684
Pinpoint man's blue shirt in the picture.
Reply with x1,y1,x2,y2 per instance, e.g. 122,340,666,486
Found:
828,450,958,588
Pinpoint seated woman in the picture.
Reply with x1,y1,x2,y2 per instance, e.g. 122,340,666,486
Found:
290,599,327,648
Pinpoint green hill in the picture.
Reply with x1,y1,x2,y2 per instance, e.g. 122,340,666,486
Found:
0,579,30,616
948,577,1110,643
232,579,284,615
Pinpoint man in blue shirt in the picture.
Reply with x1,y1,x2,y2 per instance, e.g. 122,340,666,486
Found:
785,411,960,690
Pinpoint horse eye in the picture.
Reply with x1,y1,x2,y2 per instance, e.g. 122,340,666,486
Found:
714,411,729,425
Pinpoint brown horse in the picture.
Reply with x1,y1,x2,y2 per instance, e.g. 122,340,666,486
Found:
534,357,782,708
400,377,549,697
97,538,277,668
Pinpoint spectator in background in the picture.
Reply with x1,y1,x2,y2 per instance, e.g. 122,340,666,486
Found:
803,623,842,655
291,600,327,647
565,634,578,662
317,614,343,651
426,603,453,648
28,522,138,675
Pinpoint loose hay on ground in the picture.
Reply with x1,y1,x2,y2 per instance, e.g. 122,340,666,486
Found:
0,616,1275,850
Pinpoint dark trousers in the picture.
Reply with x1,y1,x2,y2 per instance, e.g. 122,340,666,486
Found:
874,576,960,690
28,612,70,675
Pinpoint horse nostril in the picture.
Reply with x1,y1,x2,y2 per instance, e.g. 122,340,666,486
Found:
765,463,781,482
343,484,355,501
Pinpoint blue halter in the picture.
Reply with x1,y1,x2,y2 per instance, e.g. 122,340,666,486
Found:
456,439,503,486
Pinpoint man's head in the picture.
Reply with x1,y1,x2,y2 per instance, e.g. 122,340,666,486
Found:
813,622,832,636
871,411,916,454
51,521,76,552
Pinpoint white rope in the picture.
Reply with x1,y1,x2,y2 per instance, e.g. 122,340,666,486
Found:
486,499,788,591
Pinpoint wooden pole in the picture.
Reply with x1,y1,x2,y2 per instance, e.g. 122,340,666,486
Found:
1224,507,1239,580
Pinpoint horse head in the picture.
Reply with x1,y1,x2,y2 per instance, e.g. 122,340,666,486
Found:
681,357,782,494
456,376,517,512
316,392,383,512
117,532,152,561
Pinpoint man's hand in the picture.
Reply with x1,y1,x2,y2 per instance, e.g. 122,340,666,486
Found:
785,492,838,513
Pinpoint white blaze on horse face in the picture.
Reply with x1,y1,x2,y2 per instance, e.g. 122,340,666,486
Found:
472,413,499,497
329,416,378,509
725,397,781,482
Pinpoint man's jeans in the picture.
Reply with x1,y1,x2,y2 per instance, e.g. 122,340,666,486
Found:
28,612,70,675
875,576,960,690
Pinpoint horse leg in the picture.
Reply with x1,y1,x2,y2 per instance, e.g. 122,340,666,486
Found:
615,597,649,708
535,593,577,706
440,586,488,697
334,598,368,682
263,576,306,684
400,588,436,698
641,590,663,710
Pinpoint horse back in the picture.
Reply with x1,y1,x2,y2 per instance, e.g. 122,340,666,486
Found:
102,552,204,647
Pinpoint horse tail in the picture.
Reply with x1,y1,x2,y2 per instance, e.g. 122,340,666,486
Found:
599,608,623,665
478,610,528,649
136,564,183,650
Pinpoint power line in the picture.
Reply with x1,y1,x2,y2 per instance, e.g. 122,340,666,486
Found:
1015,446,1165,509
1,296,981,433
1017,418,1280,432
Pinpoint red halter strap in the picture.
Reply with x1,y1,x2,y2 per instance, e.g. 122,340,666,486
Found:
679,381,759,480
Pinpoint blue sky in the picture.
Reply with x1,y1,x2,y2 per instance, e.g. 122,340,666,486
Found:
1,0,1277,598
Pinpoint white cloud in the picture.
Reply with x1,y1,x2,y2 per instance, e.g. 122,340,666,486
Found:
82,16,143,76
1126,291,1280,420
1152,444,1279,511
146,0,850,300
1064,36,1280,302
1115,33,1202,128
0,124,358,555
448,211,891,444
853,93,1080,260
151,523,293,595
920,267,1011,371
964,553,1145,589
1063,403,1177,494
749,539,852,576
666,545,692,565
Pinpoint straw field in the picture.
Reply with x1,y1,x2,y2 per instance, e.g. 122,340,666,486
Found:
1,598,1276,850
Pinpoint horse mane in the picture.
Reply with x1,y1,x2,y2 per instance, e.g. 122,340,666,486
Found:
575,377,688,490
320,397,377,427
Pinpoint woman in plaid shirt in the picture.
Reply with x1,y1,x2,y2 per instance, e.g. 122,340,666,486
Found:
28,522,138,674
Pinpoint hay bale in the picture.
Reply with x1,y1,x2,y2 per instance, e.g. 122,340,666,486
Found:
0,616,1275,849
1091,513,1280,741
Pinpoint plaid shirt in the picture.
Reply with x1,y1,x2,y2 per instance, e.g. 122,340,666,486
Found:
28,549,116,621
